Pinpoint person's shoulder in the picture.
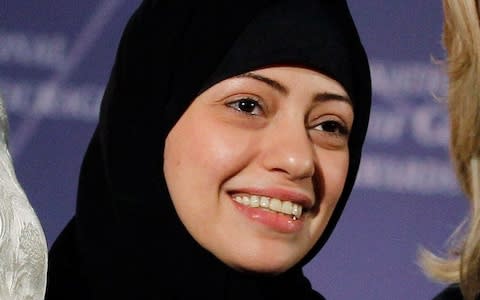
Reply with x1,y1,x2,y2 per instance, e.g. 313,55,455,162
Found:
432,284,463,300
308,289,326,300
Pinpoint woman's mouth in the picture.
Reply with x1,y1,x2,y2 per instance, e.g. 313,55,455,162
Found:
233,194,303,219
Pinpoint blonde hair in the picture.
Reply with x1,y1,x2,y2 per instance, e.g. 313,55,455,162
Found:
419,1,480,299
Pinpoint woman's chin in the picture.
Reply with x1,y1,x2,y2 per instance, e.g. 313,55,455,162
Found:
228,259,295,275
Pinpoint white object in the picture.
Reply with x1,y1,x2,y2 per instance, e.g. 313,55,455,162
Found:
0,94,48,300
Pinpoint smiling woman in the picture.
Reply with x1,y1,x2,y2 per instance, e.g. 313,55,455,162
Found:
45,1,371,299
164,67,353,274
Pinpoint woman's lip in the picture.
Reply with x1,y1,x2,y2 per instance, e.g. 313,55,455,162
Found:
227,187,314,209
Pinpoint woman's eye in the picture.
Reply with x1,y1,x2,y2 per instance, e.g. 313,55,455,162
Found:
227,98,263,115
314,120,349,136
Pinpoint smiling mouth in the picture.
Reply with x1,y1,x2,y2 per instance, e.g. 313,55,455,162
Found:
233,195,303,219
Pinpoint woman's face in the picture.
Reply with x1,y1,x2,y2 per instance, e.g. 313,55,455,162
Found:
164,66,353,273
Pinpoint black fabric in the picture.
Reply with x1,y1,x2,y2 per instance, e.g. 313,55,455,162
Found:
46,1,371,299
433,284,464,300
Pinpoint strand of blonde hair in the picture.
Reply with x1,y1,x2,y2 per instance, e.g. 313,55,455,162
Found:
460,158,480,299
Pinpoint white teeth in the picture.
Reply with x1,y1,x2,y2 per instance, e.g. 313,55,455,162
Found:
269,198,282,211
233,194,303,218
292,203,302,218
260,196,269,208
281,201,292,214
250,195,260,207
291,203,299,216
241,196,250,206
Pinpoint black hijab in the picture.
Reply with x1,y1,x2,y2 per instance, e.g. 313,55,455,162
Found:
46,1,371,299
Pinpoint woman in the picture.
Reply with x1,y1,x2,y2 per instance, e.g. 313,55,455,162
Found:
419,1,480,299
46,1,371,299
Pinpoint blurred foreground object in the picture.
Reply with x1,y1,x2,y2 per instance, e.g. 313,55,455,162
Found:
420,1,480,299
0,93,47,299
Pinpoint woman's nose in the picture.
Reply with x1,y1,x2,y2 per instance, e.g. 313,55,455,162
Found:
260,123,316,180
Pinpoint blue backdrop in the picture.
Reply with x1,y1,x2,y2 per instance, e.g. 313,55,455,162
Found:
1,1,466,299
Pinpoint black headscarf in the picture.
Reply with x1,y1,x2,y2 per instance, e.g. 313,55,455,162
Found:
46,1,371,299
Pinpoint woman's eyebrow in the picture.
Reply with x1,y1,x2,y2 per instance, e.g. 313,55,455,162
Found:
235,72,288,94
236,72,351,104
314,92,352,105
